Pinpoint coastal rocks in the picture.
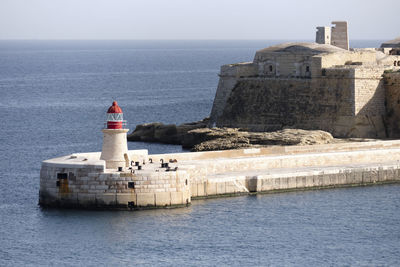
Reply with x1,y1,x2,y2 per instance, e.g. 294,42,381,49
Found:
128,119,334,151
185,128,334,151
127,118,209,144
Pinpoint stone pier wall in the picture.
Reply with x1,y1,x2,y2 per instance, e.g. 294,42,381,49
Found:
40,141,400,210
183,147,400,198
189,162,400,199
39,158,190,209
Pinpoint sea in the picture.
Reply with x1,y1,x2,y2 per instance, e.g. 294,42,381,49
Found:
0,40,399,266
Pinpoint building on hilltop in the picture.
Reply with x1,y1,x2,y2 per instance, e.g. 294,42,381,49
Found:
381,37,400,48
209,22,400,138
381,37,400,56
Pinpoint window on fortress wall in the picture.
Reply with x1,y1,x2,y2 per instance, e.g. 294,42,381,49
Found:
264,64,274,76
305,65,311,78
57,173,68,179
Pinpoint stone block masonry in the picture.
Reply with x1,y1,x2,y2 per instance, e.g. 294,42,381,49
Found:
331,21,349,50
384,72,400,137
316,21,349,50
40,140,400,210
215,76,356,135
39,154,190,210
209,50,399,138
208,28,400,138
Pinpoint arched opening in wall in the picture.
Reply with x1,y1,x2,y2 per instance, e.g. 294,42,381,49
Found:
305,65,311,78
264,63,275,76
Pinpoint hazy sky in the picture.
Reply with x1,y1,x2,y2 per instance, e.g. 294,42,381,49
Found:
0,0,399,40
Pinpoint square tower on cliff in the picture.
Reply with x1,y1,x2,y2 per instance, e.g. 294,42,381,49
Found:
316,21,349,50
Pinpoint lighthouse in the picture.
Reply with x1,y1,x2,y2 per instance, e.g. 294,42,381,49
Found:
100,101,129,169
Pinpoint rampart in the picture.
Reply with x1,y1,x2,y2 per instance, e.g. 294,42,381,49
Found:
385,72,400,137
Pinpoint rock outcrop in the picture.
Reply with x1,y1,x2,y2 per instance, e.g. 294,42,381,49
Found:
127,118,209,145
128,119,334,151
184,128,334,151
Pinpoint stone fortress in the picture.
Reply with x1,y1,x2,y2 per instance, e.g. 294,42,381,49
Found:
40,22,400,210
209,21,400,139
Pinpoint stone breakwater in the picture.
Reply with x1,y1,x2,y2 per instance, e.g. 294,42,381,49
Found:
39,150,191,209
39,140,400,210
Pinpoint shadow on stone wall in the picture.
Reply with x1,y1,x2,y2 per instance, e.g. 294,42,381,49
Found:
384,73,400,138
216,77,390,139
344,79,386,138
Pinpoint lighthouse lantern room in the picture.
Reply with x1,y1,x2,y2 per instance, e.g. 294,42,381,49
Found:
106,101,126,129
100,101,129,169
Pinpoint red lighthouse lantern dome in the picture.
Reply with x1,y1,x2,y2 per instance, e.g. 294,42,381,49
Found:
106,101,125,129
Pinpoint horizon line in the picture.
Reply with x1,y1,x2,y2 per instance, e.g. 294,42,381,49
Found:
0,38,388,41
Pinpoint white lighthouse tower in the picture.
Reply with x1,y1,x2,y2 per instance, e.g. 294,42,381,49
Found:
100,101,129,169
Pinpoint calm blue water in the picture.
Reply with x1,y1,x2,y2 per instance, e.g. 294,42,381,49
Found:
0,40,399,266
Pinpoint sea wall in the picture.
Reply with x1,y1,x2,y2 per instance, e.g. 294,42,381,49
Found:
183,147,400,198
209,63,256,126
192,162,400,198
210,65,388,138
39,153,190,210
148,140,400,198
40,140,400,210
214,73,353,134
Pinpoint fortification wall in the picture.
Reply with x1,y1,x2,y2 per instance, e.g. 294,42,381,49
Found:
253,53,313,78
354,67,386,115
315,51,376,75
209,63,257,126
210,62,390,138
214,72,358,136
385,72,400,137
337,67,387,138
209,76,237,126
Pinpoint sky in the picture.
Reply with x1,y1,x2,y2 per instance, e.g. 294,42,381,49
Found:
0,0,399,40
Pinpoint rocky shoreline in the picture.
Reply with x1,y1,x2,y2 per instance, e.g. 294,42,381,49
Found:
127,118,339,151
